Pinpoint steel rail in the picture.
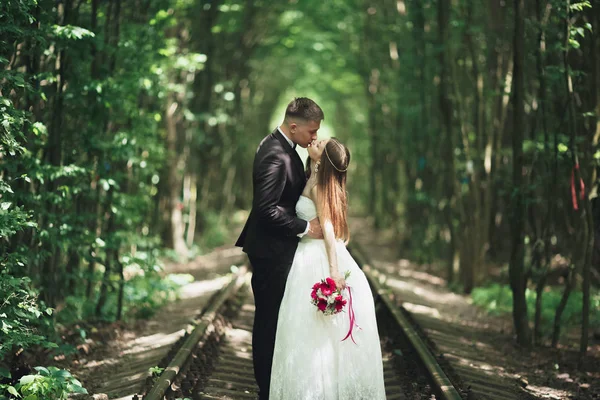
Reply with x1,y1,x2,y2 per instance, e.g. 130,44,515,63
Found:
143,266,248,400
350,243,464,400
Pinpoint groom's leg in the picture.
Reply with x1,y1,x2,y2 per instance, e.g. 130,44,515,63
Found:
248,254,293,400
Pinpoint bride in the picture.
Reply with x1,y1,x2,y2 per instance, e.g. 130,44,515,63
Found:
269,138,386,400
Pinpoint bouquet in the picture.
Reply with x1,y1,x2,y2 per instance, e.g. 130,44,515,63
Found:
310,275,348,316
310,271,359,343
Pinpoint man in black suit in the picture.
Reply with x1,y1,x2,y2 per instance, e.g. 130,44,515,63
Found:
236,98,324,399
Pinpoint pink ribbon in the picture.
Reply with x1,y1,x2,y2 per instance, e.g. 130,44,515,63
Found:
341,286,360,344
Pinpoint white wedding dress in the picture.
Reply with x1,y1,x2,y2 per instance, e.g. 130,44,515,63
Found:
269,196,386,400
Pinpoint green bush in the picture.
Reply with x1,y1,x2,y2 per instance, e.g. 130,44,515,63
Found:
472,283,600,339
197,211,228,251
0,273,57,361
0,366,87,400
54,252,192,323
123,272,193,320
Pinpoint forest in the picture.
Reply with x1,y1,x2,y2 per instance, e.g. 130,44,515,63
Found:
1,0,599,397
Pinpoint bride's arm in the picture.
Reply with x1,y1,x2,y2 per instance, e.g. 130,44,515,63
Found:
311,187,346,289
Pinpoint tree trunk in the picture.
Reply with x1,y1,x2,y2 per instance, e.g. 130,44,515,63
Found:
86,182,103,299
437,0,459,286
532,0,553,347
162,96,188,257
552,268,575,347
580,0,600,361
185,172,197,248
580,196,593,358
509,0,532,347
85,0,102,300
96,190,115,317
533,272,547,344
39,0,73,306
65,194,84,296
116,254,124,320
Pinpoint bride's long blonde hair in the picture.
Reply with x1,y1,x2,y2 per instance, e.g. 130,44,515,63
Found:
306,138,351,243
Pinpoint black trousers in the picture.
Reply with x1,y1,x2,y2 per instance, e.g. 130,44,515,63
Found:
248,252,295,400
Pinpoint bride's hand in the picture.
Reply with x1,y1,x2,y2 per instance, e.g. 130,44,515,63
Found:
307,218,323,239
332,272,346,290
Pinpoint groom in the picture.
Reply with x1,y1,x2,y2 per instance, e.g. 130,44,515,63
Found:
236,97,324,399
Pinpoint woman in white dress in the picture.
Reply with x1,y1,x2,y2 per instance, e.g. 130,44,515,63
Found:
269,138,386,400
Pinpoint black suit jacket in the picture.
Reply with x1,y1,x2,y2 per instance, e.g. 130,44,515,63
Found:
236,129,309,258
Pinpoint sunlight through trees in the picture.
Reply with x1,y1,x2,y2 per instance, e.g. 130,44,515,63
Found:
1,0,599,390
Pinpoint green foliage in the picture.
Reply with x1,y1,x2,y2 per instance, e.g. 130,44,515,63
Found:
472,284,600,339
0,366,87,400
196,211,229,251
0,0,184,365
569,1,592,12
148,365,164,377
148,365,164,376
54,256,192,323
0,98,29,157
1,0,598,374
0,274,57,361
121,271,192,320
0,72,52,360
51,25,95,41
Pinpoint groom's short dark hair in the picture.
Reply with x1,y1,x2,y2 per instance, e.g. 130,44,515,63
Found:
285,97,324,122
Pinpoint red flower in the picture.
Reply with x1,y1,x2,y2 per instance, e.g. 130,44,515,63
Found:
334,295,347,312
317,299,328,311
311,289,318,300
312,282,321,291
320,282,333,296
326,277,336,289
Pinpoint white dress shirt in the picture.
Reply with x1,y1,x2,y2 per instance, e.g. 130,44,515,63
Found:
277,126,310,238
277,126,294,148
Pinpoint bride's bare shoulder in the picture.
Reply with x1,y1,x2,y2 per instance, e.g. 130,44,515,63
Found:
301,183,317,201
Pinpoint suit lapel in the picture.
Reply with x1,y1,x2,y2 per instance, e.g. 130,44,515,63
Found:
274,129,305,181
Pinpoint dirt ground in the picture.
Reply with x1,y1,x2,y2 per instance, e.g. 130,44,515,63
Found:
350,216,599,400
46,216,598,399
57,245,246,399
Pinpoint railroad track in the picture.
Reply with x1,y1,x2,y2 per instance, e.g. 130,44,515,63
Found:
134,250,465,400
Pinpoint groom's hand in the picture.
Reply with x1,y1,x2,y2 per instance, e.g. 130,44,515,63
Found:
307,218,323,239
